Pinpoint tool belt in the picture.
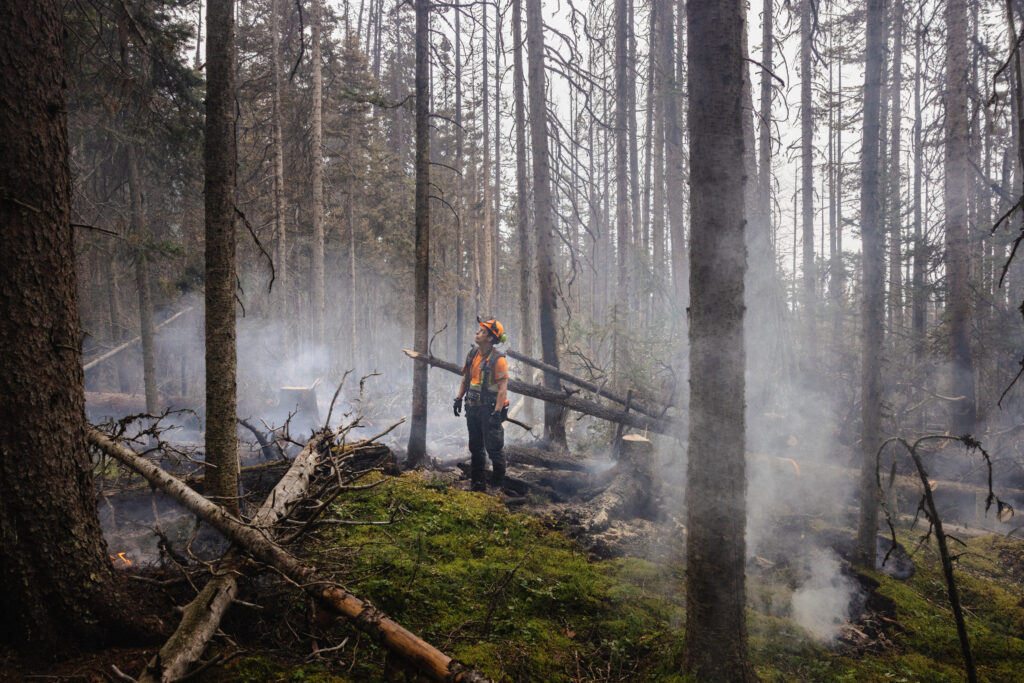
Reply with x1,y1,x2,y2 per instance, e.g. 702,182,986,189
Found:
465,389,496,408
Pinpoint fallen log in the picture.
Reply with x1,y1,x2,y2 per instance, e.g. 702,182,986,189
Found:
87,428,490,682
83,307,193,372
137,429,336,683
585,435,657,532
403,350,672,434
503,444,591,472
504,348,667,419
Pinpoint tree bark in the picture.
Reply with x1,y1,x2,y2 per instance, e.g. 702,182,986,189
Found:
311,0,326,349
855,0,886,569
684,0,755,679
204,0,240,516
512,0,533,388
665,2,685,310
888,0,905,335
0,0,141,651
911,13,926,360
526,0,567,447
800,0,815,313
455,2,465,355
270,0,288,314
127,143,160,414
406,0,431,466
945,0,977,434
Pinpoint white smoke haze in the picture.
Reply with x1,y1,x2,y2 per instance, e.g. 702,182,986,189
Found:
791,548,859,643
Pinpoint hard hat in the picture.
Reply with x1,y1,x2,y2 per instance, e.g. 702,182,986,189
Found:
477,316,507,344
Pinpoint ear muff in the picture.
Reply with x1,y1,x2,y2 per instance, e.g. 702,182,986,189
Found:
499,333,507,344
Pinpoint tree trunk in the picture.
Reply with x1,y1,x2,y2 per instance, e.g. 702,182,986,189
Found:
455,3,465,355
271,0,288,314
126,143,160,413
888,0,905,335
406,0,431,466
651,0,667,300
855,0,886,568
614,0,631,376
911,14,926,360
512,0,534,421
0,0,142,651
481,0,494,314
665,2,685,311
494,8,503,313
684,1,754,678
945,0,977,434
800,0,815,313
311,0,326,349
526,0,567,447
204,0,240,516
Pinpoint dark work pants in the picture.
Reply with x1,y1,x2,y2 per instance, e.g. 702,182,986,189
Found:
466,404,505,491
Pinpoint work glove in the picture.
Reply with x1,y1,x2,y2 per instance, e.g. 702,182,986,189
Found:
489,407,507,427
453,396,463,417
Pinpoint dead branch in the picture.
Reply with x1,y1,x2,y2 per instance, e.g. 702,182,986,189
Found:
403,350,672,434
83,307,192,371
87,428,491,682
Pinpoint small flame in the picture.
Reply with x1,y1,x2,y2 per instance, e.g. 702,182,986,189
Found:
777,457,800,477
109,552,132,567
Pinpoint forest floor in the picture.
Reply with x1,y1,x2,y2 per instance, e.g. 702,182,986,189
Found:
4,468,1024,682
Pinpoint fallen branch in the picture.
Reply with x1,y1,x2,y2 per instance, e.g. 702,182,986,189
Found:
404,350,672,434
874,435,1014,683
87,428,491,682
137,429,336,682
83,307,192,371
504,348,667,419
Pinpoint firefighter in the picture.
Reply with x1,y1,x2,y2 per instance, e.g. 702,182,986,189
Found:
453,317,509,492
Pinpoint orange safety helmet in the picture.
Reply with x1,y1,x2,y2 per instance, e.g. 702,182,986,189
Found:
477,316,507,344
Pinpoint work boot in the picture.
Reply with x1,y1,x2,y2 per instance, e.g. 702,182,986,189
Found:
470,474,487,492
490,466,505,492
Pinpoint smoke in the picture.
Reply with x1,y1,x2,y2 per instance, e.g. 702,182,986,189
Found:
791,548,859,643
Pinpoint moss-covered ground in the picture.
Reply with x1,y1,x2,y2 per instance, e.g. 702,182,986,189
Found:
223,473,1024,682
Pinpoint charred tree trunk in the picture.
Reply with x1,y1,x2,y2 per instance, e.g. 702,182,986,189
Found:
406,0,431,466
855,0,886,569
481,0,494,314
684,0,754,678
526,0,567,447
0,0,144,652
204,0,240,516
455,3,465,354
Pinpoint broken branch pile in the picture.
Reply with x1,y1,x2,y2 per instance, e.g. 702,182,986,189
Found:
88,427,490,682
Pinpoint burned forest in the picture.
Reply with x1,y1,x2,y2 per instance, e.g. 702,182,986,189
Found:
6,0,1024,680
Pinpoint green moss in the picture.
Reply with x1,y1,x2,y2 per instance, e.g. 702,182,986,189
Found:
222,478,1024,682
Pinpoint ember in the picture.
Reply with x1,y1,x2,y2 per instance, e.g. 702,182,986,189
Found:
109,551,132,567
